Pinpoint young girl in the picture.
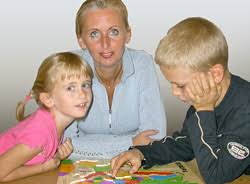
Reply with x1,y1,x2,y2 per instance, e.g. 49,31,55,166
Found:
0,52,93,182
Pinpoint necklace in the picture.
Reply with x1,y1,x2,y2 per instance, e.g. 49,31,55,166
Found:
95,65,123,89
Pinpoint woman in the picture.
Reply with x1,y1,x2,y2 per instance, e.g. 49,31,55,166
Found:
65,0,166,160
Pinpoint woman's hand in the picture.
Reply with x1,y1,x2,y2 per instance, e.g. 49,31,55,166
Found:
132,129,159,146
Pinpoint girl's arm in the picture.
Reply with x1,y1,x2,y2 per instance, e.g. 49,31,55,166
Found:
0,144,59,182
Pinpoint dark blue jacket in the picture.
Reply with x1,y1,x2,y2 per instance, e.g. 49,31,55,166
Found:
136,74,250,184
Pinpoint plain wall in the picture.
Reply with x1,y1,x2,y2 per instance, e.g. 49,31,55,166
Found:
0,0,250,134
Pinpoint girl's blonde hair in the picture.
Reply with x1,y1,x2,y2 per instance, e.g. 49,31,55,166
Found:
16,52,93,121
75,0,130,38
155,17,228,72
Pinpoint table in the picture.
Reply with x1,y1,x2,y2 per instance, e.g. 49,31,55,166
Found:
1,159,250,184
0,170,58,184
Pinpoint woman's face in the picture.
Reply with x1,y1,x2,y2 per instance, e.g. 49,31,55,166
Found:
78,8,131,69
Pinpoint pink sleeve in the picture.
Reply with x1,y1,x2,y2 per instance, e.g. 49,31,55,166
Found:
17,130,48,150
17,130,50,165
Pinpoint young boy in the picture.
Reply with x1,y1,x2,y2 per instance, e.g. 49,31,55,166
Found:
110,17,250,184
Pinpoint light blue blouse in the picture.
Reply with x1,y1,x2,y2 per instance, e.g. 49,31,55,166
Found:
65,47,166,160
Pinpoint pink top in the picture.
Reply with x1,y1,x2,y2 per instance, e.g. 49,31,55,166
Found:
0,108,60,165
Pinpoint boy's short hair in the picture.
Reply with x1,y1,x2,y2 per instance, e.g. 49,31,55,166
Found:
155,17,228,72
75,0,129,38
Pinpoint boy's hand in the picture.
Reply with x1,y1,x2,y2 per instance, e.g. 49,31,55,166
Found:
132,130,159,146
56,137,73,160
110,149,144,177
186,72,222,111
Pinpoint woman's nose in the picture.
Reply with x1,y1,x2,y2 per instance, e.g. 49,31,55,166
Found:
101,35,111,49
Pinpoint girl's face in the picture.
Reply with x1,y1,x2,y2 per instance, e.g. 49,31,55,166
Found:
46,74,92,123
160,65,197,105
78,8,131,69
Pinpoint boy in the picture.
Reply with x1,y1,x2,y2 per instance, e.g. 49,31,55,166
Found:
110,17,250,184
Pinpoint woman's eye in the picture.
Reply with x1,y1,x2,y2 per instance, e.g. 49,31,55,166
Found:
90,31,100,39
109,28,119,37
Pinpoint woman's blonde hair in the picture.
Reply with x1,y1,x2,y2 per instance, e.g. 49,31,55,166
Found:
75,0,130,38
16,52,93,121
155,17,228,72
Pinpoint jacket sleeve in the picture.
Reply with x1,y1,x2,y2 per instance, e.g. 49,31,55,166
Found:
186,106,250,184
135,108,195,168
64,123,137,160
138,54,166,139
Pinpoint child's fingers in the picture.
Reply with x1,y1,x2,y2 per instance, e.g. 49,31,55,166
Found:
64,137,72,143
185,85,196,102
59,141,73,157
200,73,210,93
63,140,73,152
207,72,216,89
59,144,66,152
192,76,204,97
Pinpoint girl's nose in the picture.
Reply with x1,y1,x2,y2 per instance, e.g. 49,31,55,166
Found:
79,89,86,99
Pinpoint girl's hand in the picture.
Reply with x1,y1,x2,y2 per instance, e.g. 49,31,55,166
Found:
132,130,159,146
186,72,222,111
42,157,60,172
56,137,73,160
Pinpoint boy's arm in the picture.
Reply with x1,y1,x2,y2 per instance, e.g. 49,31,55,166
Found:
0,144,59,182
185,73,250,183
134,110,195,168
187,109,250,184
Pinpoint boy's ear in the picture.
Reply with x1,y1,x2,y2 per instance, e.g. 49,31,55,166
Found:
77,37,86,49
210,64,225,83
39,93,54,108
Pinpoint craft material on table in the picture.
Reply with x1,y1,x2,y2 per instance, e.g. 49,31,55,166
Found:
58,159,204,184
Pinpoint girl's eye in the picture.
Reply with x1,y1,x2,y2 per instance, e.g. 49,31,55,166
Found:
67,86,75,91
109,28,119,37
82,83,92,89
90,31,100,39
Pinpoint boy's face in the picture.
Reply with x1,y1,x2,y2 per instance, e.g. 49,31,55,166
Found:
160,65,197,105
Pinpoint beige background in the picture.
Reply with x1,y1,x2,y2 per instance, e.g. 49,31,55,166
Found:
0,0,250,134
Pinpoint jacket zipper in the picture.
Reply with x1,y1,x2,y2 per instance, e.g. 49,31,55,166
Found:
109,109,112,128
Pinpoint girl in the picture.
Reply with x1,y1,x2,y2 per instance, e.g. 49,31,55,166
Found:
0,52,93,182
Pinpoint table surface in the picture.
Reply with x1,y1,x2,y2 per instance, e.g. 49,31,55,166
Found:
1,159,250,184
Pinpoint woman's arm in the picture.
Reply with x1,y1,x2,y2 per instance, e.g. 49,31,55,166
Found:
137,55,167,140
0,144,59,182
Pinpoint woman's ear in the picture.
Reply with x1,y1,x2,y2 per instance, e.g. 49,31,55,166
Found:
39,93,54,108
77,37,87,49
126,28,132,44
209,64,225,83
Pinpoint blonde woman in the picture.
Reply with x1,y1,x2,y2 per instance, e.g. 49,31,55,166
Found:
65,0,166,160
